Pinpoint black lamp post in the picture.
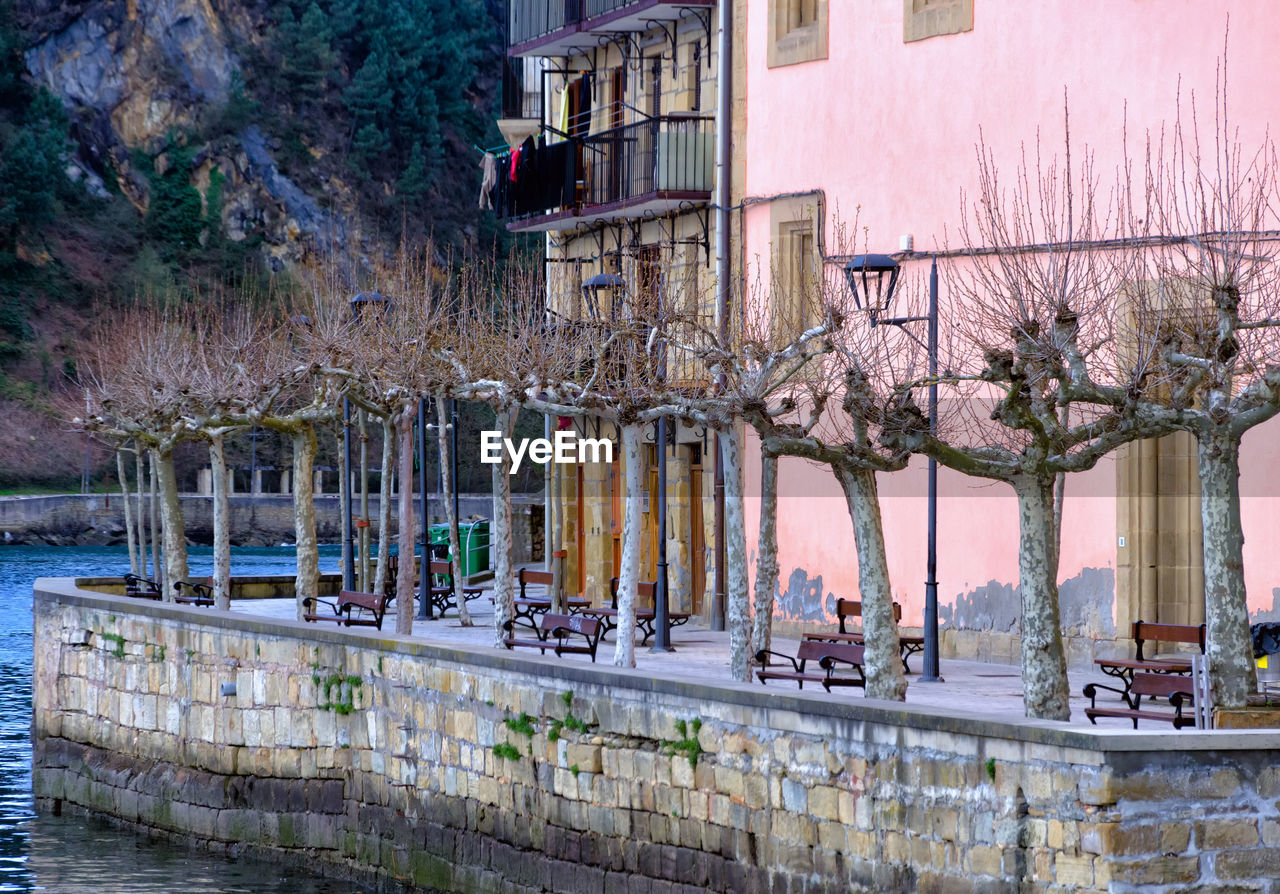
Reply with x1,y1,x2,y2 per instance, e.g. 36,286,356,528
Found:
843,253,943,683
417,397,436,620
347,291,389,591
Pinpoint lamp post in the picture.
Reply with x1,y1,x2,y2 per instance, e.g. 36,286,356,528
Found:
844,253,943,683
349,291,389,591
417,397,436,620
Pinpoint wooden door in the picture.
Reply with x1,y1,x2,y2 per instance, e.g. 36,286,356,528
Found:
689,444,705,613
576,464,585,597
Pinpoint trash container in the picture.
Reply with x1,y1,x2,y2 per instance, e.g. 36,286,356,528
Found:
426,520,490,576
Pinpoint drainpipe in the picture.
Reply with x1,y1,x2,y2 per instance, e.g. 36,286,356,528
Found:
710,0,732,631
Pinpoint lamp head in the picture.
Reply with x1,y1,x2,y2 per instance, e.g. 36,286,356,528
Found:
844,254,900,312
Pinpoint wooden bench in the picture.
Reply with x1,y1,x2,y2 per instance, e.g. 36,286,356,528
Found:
755,640,866,691
1084,672,1197,729
426,560,485,617
502,612,602,662
123,573,163,600
508,568,588,629
1094,620,1204,699
578,577,691,645
803,598,924,673
173,577,214,606
302,590,389,630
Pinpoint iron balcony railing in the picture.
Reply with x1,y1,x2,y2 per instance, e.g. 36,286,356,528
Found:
507,0,711,51
508,0,580,48
580,115,713,207
501,58,542,120
497,115,713,223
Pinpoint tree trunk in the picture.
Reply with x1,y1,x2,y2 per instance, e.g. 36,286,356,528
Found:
358,409,371,591
117,448,138,575
437,394,472,626
375,414,394,598
837,465,907,701
1198,431,1256,708
209,433,232,611
613,424,643,668
396,409,416,635
148,452,160,587
722,425,751,681
292,426,319,620
488,406,516,646
750,451,779,657
153,445,188,600
1012,475,1071,721
136,444,149,579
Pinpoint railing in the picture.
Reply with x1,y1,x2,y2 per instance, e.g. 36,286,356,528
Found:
508,0,709,49
508,0,580,47
581,115,714,206
495,116,713,223
501,58,542,120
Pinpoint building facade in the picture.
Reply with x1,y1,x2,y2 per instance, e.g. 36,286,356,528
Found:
494,0,729,615
740,0,1280,660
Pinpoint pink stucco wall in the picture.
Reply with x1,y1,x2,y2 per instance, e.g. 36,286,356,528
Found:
741,1,1280,630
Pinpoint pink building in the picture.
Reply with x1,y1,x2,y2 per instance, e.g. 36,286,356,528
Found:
739,1,1280,662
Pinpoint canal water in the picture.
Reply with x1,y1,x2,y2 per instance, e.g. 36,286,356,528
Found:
0,544,373,893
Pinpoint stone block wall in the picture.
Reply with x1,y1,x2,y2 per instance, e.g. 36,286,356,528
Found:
32,581,1280,893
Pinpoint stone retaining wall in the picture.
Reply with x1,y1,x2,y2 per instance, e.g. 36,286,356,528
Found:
32,581,1280,893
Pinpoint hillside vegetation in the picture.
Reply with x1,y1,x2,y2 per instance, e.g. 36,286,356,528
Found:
0,0,508,487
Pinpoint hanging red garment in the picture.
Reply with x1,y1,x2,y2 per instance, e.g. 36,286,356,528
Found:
509,146,521,182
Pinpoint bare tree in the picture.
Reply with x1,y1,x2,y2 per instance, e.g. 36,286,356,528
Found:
1115,67,1280,707
889,111,1185,720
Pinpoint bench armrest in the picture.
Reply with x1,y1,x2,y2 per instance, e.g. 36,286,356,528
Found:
303,596,340,615
754,649,801,672
1082,681,1130,709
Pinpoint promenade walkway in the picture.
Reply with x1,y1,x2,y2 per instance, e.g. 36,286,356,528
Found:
229,589,1147,731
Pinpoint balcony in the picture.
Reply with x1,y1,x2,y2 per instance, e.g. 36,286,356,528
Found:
497,115,714,232
507,0,715,58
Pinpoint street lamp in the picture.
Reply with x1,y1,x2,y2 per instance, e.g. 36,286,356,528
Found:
843,253,943,683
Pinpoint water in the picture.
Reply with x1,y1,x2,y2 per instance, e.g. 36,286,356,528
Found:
0,544,370,893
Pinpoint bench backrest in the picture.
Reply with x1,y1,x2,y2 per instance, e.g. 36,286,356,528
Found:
338,590,388,614
540,612,600,637
1131,672,1195,699
796,639,865,666
834,598,902,633
1132,621,1206,660
608,577,657,608
517,567,555,597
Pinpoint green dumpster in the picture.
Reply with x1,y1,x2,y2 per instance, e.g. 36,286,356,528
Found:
427,520,490,576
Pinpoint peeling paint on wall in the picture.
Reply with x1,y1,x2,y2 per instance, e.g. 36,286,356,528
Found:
1251,589,1280,623
1058,567,1115,637
940,567,1116,635
940,580,1019,632
774,568,836,623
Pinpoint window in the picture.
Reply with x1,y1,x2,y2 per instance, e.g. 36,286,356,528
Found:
903,0,973,43
767,0,827,68
770,195,822,347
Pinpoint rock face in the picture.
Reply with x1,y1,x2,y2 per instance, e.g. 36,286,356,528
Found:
24,0,235,146
19,0,345,262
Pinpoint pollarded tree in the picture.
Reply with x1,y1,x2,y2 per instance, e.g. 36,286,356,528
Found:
79,306,200,597
888,115,1185,720
1115,74,1280,707
450,256,582,648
